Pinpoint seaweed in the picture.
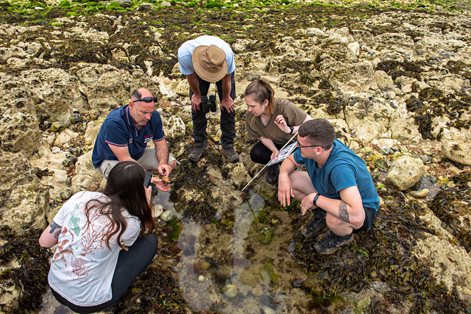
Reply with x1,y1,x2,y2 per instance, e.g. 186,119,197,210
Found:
0,227,51,312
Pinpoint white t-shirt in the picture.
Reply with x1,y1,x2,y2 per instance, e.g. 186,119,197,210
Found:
178,35,235,76
48,191,141,307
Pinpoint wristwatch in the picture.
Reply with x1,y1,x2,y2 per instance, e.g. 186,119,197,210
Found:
289,126,294,134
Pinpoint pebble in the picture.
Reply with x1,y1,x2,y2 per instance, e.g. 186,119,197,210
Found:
251,284,264,297
198,275,205,282
160,210,173,221
410,188,430,199
223,284,238,298
152,204,163,218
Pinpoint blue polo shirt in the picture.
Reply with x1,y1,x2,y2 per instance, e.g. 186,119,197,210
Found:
293,139,379,212
92,105,165,168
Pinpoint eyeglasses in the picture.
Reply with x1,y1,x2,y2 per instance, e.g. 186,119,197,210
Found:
134,97,157,103
296,142,324,149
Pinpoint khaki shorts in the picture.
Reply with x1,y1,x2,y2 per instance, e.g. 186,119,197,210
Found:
98,148,176,178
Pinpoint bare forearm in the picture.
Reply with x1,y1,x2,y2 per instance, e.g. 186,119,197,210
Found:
154,140,169,164
260,137,277,152
222,74,232,99
187,74,201,95
312,194,363,228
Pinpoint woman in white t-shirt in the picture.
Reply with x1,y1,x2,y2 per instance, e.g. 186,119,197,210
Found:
39,161,157,313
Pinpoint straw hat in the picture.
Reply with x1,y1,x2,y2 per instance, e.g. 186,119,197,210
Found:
192,45,228,83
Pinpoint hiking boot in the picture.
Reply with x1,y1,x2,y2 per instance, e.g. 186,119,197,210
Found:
265,164,280,185
314,231,353,255
223,147,239,163
300,210,327,238
189,144,208,162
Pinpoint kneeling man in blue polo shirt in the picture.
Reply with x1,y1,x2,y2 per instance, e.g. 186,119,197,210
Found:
278,119,379,255
92,88,176,187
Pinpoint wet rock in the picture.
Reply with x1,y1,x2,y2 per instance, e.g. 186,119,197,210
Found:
223,284,238,298
161,209,173,222
257,227,274,244
251,284,264,297
152,204,163,218
386,155,425,190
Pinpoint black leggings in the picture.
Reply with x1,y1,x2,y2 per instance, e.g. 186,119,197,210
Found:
51,234,157,313
250,141,284,164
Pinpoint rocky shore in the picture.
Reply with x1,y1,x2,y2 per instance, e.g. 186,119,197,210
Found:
0,3,470,313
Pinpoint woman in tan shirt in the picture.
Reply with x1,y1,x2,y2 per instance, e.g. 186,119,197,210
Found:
244,78,312,183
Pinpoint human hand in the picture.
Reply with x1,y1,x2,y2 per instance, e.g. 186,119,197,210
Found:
274,115,290,133
157,163,172,177
220,97,234,113
270,149,279,160
300,193,316,216
151,177,172,192
191,94,202,111
277,173,293,206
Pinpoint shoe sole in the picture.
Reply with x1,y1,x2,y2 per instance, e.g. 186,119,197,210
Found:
314,235,354,255
301,225,328,238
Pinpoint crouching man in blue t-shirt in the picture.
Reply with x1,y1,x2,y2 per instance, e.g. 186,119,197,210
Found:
92,88,176,190
278,119,379,255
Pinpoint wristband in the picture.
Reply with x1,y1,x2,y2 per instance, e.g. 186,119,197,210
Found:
313,193,321,207
289,126,294,134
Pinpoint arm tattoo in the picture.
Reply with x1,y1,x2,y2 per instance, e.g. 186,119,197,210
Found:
339,201,350,223
49,221,62,239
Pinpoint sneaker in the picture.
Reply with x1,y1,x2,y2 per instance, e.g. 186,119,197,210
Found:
265,164,280,185
300,210,327,238
189,144,208,162
314,231,353,255
223,147,239,163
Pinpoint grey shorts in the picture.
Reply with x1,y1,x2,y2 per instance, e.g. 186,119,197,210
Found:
98,148,176,178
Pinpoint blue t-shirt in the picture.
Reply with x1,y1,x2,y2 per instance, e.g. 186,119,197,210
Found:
178,35,235,76
293,139,380,212
92,105,165,168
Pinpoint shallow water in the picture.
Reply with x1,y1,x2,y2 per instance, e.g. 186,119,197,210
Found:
40,191,310,313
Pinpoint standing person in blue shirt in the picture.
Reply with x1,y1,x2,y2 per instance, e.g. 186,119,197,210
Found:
178,35,239,163
278,119,380,255
92,88,176,190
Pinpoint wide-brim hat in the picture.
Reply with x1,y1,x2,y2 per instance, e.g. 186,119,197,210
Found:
192,45,228,83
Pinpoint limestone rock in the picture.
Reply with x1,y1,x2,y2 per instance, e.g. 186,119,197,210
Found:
71,151,104,193
166,115,186,138
441,128,471,166
386,156,425,191
414,235,471,301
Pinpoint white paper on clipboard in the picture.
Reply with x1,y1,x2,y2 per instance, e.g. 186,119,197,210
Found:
266,142,298,167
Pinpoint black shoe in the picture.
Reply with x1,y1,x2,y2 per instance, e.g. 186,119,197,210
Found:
189,144,208,162
265,164,280,185
301,210,327,238
223,147,239,163
314,231,353,255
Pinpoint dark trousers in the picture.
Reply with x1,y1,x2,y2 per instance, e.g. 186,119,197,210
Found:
250,141,284,164
51,234,157,313
190,73,236,149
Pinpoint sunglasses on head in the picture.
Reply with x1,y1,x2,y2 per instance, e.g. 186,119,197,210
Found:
134,97,157,103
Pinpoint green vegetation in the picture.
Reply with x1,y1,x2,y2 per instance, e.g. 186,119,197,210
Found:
1,0,469,24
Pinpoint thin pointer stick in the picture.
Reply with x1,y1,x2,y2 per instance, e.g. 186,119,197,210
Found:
241,132,298,192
